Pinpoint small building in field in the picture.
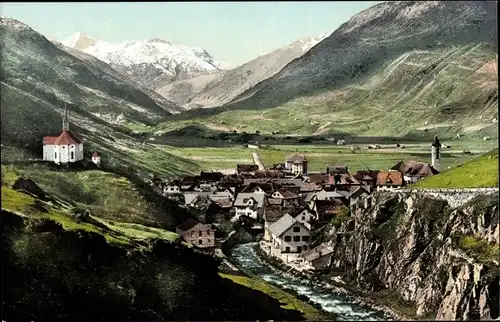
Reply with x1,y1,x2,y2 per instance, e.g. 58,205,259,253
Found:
91,151,100,165
42,107,84,164
285,154,308,175
176,219,216,249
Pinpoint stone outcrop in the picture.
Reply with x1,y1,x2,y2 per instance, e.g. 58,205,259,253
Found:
325,190,499,320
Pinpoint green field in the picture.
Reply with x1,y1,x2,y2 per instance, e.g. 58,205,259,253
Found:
412,149,498,188
165,142,490,174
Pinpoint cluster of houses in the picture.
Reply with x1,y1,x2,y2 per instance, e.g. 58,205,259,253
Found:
159,144,441,270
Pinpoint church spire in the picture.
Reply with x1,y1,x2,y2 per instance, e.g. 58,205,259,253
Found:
62,106,69,131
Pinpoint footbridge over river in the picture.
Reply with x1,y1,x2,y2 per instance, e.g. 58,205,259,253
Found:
385,187,499,208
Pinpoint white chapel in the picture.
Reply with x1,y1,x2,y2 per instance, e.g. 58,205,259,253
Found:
42,107,84,164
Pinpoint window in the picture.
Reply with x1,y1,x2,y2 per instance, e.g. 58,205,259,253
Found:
54,152,57,159
293,236,300,242
293,226,300,233
301,216,305,221
199,240,202,245
199,231,202,236
285,246,290,253
71,151,74,159
284,236,291,242
302,236,310,242
297,246,302,253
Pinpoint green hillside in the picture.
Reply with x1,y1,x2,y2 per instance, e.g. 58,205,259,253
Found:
412,149,498,188
152,44,498,139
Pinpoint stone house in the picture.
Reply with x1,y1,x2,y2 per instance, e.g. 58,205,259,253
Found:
285,154,308,175
376,170,404,190
232,192,267,220
300,244,334,269
176,219,216,249
267,214,311,253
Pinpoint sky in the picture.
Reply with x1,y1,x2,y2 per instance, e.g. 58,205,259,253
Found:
0,1,381,66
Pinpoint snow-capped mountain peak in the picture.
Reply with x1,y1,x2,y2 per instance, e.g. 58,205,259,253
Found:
60,33,230,89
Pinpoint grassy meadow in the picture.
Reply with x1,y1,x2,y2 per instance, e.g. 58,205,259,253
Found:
164,141,491,174
412,149,498,188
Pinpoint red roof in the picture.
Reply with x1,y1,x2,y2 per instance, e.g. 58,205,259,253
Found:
54,130,82,145
43,136,58,145
92,151,100,157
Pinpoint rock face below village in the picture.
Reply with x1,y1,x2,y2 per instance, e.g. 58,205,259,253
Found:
325,191,499,320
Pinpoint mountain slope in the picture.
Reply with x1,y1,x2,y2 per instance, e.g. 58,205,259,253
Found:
0,17,198,178
157,32,330,110
179,1,497,138
60,33,229,90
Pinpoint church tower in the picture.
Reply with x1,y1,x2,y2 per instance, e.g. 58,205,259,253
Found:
431,135,441,171
62,106,69,131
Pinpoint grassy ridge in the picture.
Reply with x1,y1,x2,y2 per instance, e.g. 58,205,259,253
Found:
219,272,327,321
412,149,498,188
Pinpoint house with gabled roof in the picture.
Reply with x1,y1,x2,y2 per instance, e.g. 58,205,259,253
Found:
267,214,311,253
240,182,277,194
43,107,84,164
391,160,439,184
292,206,317,230
300,244,334,269
376,170,404,190
285,154,308,175
263,205,295,241
232,192,267,220
270,188,300,207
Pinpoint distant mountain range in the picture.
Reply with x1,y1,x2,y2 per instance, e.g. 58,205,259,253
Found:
169,1,498,138
1,0,498,145
58,33,230,90
157,32,331,110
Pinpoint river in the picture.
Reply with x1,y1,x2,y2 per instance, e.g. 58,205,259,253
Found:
231,243,394,321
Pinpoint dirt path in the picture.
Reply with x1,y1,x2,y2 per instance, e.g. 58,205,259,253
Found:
313,121,332,135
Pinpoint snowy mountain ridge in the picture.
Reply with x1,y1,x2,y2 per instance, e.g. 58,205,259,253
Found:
60,32,230,89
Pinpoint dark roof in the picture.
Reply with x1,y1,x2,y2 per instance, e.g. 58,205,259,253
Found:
353,170,379,182
308,173,326,184
253,170,285,178
275,188,298,199
391,160,439,177
241,182,277,194
286,154,307,163
92,151,100,157
200,171,224,182
237,164,259,173
315,199,347,215
327,165,348,174
176,219,203,231
265,205,294,223
376,171,404,186
43,136,58,145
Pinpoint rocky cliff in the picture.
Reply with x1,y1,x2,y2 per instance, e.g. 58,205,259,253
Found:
324,191,499,320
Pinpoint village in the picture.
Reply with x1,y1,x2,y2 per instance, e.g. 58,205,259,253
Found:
147,137,445,271
40,108,445,271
